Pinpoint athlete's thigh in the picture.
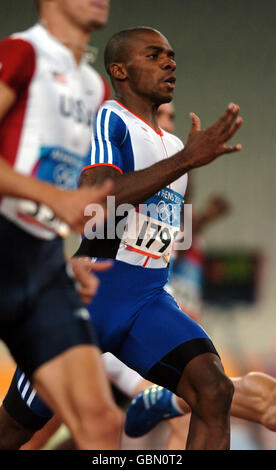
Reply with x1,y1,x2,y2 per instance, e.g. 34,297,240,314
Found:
118,289,218,393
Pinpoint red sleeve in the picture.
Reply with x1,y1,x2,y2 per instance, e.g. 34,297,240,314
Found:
0,38,36,93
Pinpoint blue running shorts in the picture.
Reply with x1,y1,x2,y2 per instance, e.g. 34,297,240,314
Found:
88,259,218,390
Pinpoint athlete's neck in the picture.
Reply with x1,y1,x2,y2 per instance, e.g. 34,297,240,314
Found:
115,94,160,133
39,16,91,65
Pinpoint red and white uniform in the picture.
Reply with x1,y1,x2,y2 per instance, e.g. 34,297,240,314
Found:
0,23,109,239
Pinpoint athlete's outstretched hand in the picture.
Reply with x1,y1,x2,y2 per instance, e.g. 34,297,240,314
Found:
69,257,113,304
49,179,114,235
184,103,243,169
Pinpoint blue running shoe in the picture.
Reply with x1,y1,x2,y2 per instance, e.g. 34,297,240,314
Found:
124,385,183,438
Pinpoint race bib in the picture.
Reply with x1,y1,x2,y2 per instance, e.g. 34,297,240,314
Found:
123,188,183,261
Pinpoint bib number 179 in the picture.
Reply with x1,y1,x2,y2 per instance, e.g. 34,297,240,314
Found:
136,220,172,254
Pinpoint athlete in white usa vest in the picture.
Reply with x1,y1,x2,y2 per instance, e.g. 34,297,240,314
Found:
0,23,109,239
0,0,123,452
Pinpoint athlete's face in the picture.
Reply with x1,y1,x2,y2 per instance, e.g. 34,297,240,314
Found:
57,0,110,31
157,102,175,133
125,31,176,105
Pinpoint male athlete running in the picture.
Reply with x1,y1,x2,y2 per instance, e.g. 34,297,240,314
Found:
77,27,243,450
0,0,123,450
1,27,243,450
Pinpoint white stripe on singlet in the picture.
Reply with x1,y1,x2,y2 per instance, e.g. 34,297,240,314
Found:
27,389,37,407
17,372,25,389
104,109,113,164
97,108,104,163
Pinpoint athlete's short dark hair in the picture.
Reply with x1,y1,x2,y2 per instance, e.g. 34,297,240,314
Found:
104,27,159,76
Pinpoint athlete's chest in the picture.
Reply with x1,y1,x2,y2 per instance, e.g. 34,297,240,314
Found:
125,121,187,197
125,122,166,167
28,54,102,142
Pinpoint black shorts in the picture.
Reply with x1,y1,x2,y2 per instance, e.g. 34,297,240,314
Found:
0,215,99,378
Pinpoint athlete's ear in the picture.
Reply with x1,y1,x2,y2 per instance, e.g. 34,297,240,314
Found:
109,63,128,81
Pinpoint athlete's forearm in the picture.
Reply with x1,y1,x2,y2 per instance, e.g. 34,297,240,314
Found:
81,147,192,207
116,149,192,206
81,103,242,207
0,157,59,207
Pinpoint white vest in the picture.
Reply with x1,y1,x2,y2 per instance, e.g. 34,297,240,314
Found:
88,100,188,268
0,24,107,239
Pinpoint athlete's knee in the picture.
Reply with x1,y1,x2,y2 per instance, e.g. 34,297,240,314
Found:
74,400,123,444
200,372,234,415
178,354,234,419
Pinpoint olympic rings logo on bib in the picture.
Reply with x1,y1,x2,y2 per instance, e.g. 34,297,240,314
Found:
123,188,183,261
156,200,179,224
